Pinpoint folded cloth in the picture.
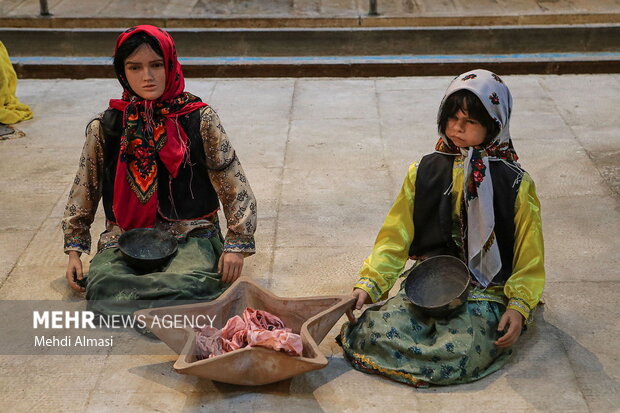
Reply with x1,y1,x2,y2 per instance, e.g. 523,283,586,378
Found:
245,307,287,330
247,327,303,356
196,307,303,358
0,42,33,124
195,326,223,359
221,315,248,352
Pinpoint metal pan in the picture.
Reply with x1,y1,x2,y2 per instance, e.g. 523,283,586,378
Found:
118,228,178,272
404,255,470,319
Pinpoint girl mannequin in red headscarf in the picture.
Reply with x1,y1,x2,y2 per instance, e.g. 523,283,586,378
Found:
62,26,257,315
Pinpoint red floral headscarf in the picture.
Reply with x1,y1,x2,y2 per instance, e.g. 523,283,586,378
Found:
109,25,207,230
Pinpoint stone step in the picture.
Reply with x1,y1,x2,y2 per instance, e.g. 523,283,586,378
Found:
4,25,620,58
3,13,620,28
7,25,620,78
12,53,620,78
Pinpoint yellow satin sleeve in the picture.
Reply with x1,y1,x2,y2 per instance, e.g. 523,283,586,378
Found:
355,163,417,302
502,172,545,319
355,161,545,321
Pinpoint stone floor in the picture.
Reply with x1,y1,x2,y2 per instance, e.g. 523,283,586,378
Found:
2,0,620,19
0,75,619,412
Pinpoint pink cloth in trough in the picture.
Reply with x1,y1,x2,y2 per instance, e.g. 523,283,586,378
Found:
196,308,303,359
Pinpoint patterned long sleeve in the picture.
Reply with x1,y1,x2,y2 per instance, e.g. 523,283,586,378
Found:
355,163,417,302
200,106,257,256
503,173,545,320
61,119,104,255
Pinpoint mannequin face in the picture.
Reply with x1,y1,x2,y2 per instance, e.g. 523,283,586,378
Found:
124,43,166,100
445,109,488,148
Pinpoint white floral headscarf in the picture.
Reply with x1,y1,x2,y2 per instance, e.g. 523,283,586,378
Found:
435,69,521,287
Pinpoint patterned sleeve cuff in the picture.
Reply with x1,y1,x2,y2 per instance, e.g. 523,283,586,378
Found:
507,297,532,320
223,233,256,256
355,277,383,303
64,236,91,255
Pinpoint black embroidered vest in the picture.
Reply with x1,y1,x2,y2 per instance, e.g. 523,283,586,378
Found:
408,152,521,286
100,108,220,223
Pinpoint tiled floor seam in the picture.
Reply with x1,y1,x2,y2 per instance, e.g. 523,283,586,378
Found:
82,352,113,412
4,0,25,15
0,183,69,292
374,78,397,193
538,77,620,203
548,326,596,413
0,227,44,292
267,79,297,288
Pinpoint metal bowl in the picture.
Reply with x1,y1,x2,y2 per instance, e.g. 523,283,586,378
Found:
118,228,178,272
404,255,470,319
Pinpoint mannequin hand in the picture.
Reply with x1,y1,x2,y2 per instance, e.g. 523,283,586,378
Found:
66,251,85,292
352,288,371,310
495,308,524,348
218,252,244,284
346,288,372,324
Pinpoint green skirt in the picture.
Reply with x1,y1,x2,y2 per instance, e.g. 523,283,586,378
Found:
85,234,227,316
338,288,513,387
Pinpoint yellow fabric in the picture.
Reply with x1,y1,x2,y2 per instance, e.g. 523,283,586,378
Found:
504,173,545,318
356,162,417,302
0,42,33,124
354,157,545,320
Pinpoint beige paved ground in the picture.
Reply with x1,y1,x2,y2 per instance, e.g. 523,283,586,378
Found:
2,0,620,18
1,75,619,412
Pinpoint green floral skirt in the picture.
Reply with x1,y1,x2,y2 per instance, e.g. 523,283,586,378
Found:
85,234,227,316
338,288,513,387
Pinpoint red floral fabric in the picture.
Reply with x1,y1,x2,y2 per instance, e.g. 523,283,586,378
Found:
109,25,207,230
196,308,303,359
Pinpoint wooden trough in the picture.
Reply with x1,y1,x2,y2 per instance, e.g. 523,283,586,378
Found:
135,277,355,385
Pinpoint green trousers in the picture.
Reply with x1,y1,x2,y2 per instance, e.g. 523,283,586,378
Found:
86,235,227,315
339,288,513,387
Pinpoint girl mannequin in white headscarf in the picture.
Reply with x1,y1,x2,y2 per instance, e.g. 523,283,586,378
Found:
338,69,545,386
